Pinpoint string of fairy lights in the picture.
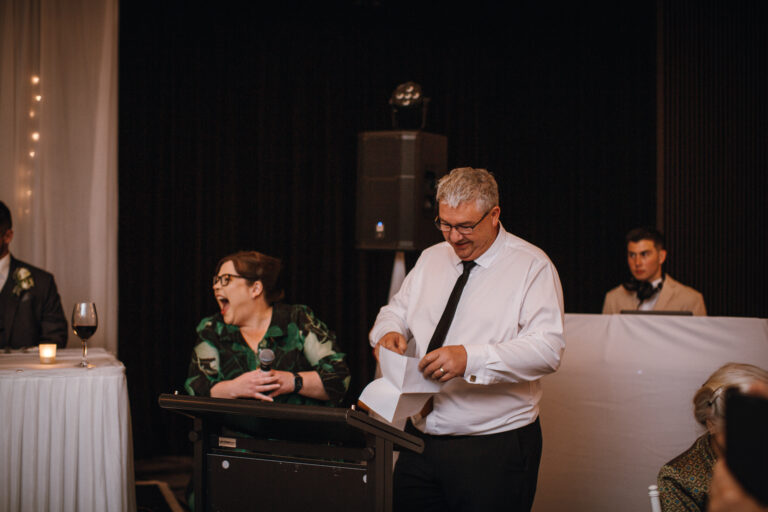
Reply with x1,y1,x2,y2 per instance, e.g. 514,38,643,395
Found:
30,75,41,156
20,75,42,216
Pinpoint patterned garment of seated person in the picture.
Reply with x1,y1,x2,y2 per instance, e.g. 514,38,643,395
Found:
184,303,350,406
657,433,716,512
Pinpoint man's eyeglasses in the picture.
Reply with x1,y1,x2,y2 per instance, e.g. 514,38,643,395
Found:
434,209,491,235
212,274,256,287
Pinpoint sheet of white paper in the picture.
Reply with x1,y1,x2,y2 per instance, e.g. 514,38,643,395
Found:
358,348,442,423
379,347,442,392
402,355,441,392
379,345,407,387
359,379,437,423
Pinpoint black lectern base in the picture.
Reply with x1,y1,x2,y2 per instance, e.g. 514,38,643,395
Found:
208,453,367,510
158,394,423,512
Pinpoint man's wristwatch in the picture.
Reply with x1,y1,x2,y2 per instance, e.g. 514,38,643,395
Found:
293,372,303,393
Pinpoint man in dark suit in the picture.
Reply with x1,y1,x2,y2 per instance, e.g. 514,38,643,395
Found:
0,201,68,349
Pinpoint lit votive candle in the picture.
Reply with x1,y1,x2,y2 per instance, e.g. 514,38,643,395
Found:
39,344,57,364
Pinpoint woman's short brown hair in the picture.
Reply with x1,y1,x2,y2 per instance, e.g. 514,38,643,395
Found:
216,251,285,304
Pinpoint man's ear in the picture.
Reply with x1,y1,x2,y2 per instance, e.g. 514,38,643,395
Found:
490,206,501,227
658,248,667,266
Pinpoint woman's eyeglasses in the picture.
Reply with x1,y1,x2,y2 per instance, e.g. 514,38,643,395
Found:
212,274,257,287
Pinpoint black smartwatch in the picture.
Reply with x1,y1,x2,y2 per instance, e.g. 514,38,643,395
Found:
293,372,303,393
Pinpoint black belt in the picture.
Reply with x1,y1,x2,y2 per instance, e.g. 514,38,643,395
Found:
406,416,540,440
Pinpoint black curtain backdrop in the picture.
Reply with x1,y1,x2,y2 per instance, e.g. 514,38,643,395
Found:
118,1,657,458
660,0,768,318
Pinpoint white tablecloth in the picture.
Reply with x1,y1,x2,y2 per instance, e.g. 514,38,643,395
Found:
0,348,136,512
533,314,768,512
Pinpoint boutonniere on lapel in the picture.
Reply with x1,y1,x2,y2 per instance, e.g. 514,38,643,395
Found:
12,267,35,297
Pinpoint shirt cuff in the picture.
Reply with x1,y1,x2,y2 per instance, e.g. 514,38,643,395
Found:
463,344,492,384
369,322,406,348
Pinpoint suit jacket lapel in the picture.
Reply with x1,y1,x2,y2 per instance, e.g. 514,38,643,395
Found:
1,257,22,345
654,276,675,311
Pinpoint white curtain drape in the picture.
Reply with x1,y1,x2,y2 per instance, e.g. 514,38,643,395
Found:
0,0,118,353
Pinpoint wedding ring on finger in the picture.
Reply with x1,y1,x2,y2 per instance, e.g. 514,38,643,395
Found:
439,367,446,376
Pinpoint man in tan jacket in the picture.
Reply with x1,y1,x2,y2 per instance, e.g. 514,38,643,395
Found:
603,227,706,315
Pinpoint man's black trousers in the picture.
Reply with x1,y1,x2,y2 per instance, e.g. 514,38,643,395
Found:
393,418,542,512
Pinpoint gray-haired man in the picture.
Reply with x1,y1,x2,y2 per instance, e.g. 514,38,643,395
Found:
370,167,565,511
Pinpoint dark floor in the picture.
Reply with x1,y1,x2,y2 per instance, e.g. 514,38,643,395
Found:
135,456,193,509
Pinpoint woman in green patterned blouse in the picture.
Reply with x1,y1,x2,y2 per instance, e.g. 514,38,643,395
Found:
657,363,768,512
185,251,350,406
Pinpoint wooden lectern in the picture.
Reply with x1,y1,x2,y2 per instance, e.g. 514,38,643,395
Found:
158,394,423,512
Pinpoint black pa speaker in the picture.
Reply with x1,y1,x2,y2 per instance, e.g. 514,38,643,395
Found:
355,130,448,251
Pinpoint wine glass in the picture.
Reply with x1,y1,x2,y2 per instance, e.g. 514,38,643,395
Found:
72,302,97,368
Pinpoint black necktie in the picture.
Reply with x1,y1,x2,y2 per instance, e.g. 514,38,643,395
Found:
426,260,476,354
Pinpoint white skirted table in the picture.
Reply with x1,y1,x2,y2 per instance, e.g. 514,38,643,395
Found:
0,348,136,512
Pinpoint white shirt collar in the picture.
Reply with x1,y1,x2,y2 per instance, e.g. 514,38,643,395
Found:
0,252,11,290
451,223,506,270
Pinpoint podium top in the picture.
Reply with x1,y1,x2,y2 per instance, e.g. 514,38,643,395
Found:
159,394,423,453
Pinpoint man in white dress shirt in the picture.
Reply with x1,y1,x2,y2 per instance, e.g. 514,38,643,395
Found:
369,167,565,511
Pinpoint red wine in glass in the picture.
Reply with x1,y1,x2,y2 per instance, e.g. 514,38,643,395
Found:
72,302,97,368
73,325,97,339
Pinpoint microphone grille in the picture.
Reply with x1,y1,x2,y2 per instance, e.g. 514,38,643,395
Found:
259,348,275,365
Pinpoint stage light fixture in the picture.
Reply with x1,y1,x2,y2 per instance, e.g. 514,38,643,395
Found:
390,82,423,108
389,81,430,130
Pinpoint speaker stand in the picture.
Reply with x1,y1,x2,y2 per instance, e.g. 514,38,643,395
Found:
370,250,410,434
375,250,407,382
388,251,407,301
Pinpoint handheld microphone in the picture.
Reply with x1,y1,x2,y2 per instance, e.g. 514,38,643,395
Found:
258,348,275,372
